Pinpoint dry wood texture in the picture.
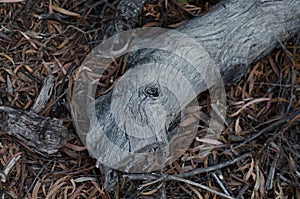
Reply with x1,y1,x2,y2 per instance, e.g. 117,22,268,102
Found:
78,0,300,172
0,106,69,154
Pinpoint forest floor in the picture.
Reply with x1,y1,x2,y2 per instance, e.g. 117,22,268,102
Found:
0,0,299,198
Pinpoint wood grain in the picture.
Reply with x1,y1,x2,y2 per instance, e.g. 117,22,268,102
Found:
74,0,300,172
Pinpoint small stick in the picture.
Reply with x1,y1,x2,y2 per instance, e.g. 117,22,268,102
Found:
227,108,300,152
211,172,231,196
167,175,236,199
236,184,249,199
124,153,252,181
175,153,252,178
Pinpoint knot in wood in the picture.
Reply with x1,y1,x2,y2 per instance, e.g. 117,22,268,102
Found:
144,85,160,99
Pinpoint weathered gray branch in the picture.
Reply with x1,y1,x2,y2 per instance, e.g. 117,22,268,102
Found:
177,0,300,82
0,106,69,154
72,0,300,173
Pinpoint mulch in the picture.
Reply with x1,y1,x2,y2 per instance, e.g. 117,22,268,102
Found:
0,0,299,198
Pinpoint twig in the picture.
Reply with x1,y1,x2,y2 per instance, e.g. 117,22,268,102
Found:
265,152,280,190
211,172,231,196
166,175,236,199
175,153,252,178
160,182,167,199
123,173,160,181
138,176,165,190
124,153,252,182
24,160,53,198
236,184,249,199
227,108,300,152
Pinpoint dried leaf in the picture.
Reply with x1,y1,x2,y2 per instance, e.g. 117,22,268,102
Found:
244,158,254,182
52,4,81,17
0,53,15,66
142,182,163,195
32,180,42,198
268,56,280,77
64,143,87,151
195,137,223,145
235,117,242,135
187,184,203,199
229,98,271,117
180,116,198,127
